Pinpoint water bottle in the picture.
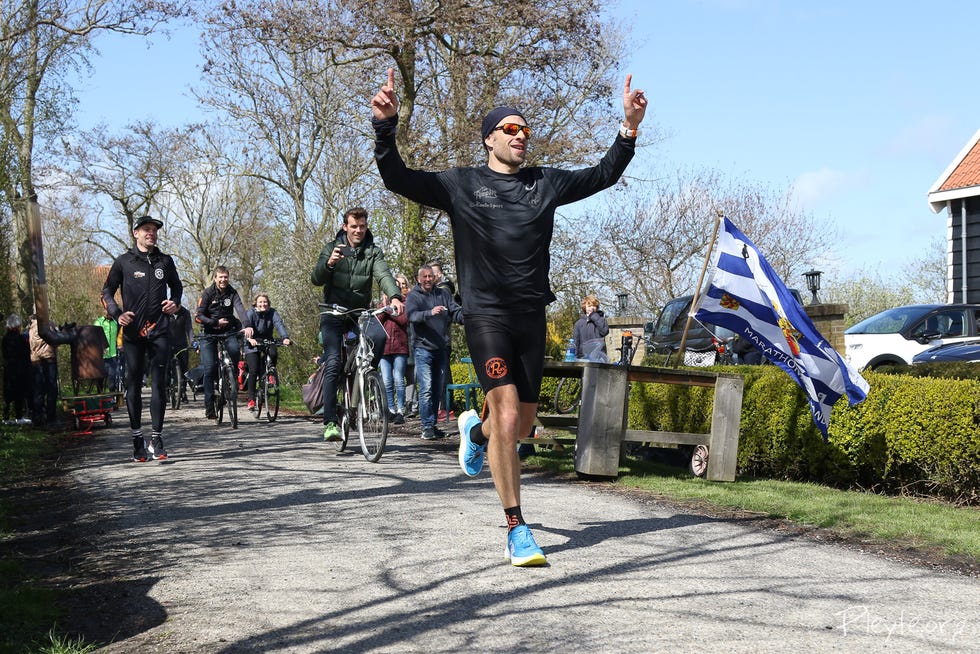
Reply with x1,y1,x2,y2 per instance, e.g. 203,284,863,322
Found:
564,338,576,362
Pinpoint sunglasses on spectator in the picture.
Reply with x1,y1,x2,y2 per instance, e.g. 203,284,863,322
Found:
493,123,531,138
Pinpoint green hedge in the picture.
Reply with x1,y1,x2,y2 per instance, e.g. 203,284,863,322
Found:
624,365,979,503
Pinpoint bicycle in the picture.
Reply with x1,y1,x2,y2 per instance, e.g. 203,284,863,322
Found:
251,339,285,422
319,303,393,462
553,331,638,414
167,346,190,410
197,332,240,429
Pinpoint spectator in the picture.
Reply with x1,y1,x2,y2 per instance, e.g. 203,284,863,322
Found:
28,315,59,427
2,314,32,424
427,260,458,420
94,308,121,391
395,274,418,417
573,295,609,362
378,290,409,424
405,264,463,440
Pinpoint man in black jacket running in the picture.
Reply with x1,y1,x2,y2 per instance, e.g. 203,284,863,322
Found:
102,215,183,462
371,69,647,566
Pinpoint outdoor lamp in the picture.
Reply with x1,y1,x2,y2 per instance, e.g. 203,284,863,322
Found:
616,292,629,316
803,269,822,305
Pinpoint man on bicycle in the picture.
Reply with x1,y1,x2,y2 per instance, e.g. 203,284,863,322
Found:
101,215,183,462
195,266,253,419
371,69,646,566
311,207,403,442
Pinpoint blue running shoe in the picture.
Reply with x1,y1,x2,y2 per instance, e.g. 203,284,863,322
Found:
457,409,485,477
506,524,547,567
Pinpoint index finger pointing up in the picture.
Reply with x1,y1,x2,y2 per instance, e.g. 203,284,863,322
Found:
386,67,395,91
623,73,633,95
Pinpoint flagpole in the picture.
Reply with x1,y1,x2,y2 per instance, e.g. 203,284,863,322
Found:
675,211,723,368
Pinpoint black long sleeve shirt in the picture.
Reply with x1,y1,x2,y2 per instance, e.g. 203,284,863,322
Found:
373,116,636,315
101,246,183,340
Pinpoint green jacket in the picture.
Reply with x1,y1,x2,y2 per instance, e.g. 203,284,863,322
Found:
311,228,402,310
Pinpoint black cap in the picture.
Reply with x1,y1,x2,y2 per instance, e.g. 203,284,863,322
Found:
481,106,527,141
134,215,163,229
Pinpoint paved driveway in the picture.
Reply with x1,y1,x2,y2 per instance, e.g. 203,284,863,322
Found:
60,399,978,653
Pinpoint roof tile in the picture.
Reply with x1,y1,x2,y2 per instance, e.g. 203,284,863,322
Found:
939,139,980,191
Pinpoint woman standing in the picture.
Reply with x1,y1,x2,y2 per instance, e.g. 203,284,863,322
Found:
379,283,409,424
573,295,609,362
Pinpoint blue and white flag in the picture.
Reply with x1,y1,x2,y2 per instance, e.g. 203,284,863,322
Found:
694,216,869,439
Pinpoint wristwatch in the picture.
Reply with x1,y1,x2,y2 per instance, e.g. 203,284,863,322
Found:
619,122,640,139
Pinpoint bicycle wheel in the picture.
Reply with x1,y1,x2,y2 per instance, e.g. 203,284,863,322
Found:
175,359,185,410
264,368,280,422
224,365,239,429
358,370,389,462
334,376,350,452
553,377,582,414
168,361,180,410
215,378,224,425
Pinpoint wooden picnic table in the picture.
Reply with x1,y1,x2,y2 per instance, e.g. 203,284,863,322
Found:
538,361,743,481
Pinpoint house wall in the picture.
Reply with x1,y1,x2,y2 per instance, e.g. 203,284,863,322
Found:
947,197,980,303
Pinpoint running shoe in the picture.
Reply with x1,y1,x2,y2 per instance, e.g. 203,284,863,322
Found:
457,409,485,477
132,436,148,463
323,422,341,442
505,524,547,567
149,435,167,460
393,413,405,425
432,426,447,440
421,427,437,441
247,399,256,410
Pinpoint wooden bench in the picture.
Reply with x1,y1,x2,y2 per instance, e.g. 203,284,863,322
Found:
537,361,743,481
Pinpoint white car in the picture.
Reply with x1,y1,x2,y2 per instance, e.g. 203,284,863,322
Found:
844,304,980,370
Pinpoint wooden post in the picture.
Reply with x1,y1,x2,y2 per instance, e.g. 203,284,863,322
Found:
25,196,51,331
574,363,629,477
706,374,743,481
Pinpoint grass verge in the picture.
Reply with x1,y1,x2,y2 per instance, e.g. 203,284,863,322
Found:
524,445,980,570
0,425,96,654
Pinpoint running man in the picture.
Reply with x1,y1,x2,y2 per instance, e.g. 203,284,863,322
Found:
371,69,647,566
102,215,183,461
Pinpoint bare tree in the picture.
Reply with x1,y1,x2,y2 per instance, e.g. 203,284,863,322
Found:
197,2,373,236
552,167,836,316
213,0,629,276
0,0,187,314
153,124,271,297
823,267,916,328
903,236,946,304
63,120,180,257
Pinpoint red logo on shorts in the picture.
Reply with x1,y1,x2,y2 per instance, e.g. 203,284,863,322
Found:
485,357,508,379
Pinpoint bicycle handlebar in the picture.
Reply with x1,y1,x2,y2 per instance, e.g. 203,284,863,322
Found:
318,303,395,317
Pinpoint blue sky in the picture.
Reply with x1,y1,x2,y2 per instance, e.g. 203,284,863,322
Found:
72,1,979,275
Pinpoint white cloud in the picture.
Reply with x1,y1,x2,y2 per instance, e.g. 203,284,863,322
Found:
881,114,958,161
789,168,868,209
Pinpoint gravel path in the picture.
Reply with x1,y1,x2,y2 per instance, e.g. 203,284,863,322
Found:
55,397,979,653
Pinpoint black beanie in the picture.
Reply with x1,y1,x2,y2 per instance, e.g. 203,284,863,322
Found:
481,106,527,141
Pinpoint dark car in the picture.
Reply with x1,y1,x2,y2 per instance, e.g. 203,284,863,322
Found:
645,295,734,362
912,339,980,364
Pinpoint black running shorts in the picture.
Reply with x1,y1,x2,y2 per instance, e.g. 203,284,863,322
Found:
465,310,546,403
